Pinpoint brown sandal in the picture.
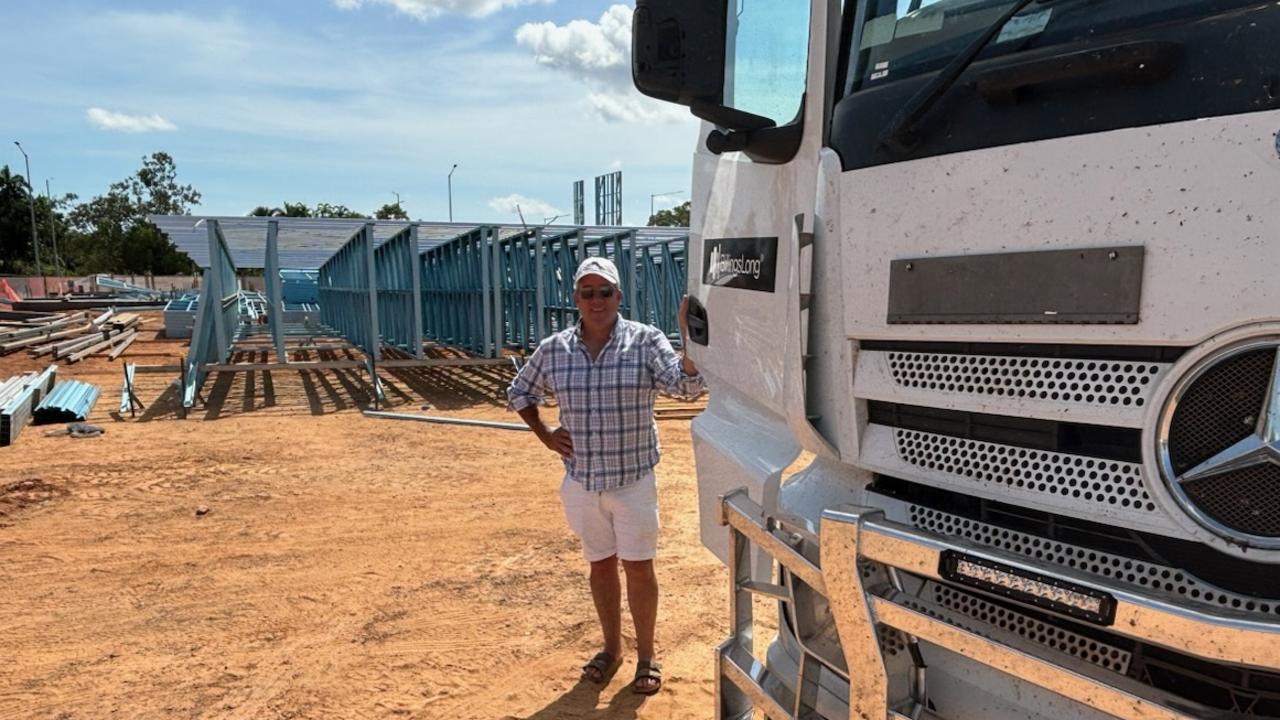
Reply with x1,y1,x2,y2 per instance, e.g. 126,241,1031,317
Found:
581,651,620,684
631,659,662,695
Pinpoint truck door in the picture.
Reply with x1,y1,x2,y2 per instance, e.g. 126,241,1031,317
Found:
635,0,844,561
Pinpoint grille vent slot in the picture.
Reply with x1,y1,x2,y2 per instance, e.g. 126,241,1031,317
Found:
920,584,1132,674
887,352,1160,407
894,429,1156,512
909,505,1280,618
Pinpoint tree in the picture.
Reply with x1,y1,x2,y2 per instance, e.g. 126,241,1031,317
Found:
648,200,690,227
0,165,35,273
374,202,409,220
314,202,367,219
62,152,201,274
248,202,312,217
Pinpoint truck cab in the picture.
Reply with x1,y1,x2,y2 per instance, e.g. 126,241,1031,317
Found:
633,0,1280,717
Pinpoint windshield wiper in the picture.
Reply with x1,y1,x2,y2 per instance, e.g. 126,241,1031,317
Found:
878,0,1040,155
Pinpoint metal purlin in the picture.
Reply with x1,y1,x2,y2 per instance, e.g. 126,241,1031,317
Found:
317,223,384,403
373,225,424,358
182,220,240,409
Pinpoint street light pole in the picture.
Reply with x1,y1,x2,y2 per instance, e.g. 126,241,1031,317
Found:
13,141,43,292
46,178,62,276
649,190,685,224
447,163,457,222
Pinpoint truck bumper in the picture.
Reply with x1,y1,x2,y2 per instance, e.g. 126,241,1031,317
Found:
715,488,1280,720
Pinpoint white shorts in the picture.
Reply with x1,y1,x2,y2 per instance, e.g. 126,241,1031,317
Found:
559,471,660,563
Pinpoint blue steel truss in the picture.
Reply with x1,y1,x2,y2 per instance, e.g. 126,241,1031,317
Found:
182,220,240,409
373,225,424,358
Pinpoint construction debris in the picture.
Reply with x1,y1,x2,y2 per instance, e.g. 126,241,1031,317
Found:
44,422,106,438
33,381,102,425
0,308,144,363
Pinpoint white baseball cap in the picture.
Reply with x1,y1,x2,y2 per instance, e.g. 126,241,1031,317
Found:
573,256,621,287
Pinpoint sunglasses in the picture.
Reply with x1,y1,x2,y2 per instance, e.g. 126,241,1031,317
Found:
576,285,616,300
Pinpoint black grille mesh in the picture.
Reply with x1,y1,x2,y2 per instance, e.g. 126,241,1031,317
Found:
1168,349,1273,474
1184,465,1280,538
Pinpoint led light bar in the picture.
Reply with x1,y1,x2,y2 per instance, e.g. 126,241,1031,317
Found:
939,551,1117,625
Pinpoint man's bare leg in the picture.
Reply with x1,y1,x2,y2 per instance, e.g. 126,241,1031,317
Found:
622,558,659,692
586,555,622,681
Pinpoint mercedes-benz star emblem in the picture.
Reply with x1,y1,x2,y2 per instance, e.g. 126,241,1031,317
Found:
1177,348,1280,484
1159,342,1280,549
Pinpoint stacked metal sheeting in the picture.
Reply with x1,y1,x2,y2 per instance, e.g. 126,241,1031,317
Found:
163,295,200,338
33,380,101,425
281,270,320,304
1,365,58,446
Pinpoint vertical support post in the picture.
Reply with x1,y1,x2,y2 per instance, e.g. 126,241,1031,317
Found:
480,227,493,358
628,230,639,322
265,221,286,363
363,223,382,405
409,224,425,359
534,227,546,341
208,220,229,359
492,226,504,356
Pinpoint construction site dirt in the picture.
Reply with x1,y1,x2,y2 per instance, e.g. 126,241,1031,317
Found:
0,313,748,720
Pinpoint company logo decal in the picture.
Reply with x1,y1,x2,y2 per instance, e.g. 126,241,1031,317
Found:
702,237,778,293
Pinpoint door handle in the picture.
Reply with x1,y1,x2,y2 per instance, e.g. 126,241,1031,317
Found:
686,295,709,346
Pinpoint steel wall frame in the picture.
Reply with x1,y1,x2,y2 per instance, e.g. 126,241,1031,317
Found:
420,227,493,356
374,225,424,358
419,225,688,355
318,223,384,400
182,220,239,409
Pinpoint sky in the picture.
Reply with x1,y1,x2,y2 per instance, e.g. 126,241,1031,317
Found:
1,0,701,226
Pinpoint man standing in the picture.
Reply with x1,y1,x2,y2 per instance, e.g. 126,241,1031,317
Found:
507,256,705,695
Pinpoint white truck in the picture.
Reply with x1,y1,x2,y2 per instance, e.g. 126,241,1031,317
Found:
632,0,1280,718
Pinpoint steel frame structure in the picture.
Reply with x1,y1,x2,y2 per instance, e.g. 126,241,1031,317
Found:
154,216,689,412
318,223,384,401
373,225,424,358
420,224,688,357
182,220,240,409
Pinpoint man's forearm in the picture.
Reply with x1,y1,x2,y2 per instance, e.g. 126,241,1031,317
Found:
516,404,550,440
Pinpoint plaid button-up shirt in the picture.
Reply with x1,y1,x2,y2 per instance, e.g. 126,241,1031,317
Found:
508,318,707,492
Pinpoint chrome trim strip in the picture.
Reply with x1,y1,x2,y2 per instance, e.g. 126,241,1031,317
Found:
719,638,794,720
853,517,1280,668
868,595,1190,720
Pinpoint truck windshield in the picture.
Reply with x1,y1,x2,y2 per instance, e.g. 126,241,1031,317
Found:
848,0,1250,93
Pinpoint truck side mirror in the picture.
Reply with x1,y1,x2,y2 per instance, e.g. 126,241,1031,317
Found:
632,1,727,110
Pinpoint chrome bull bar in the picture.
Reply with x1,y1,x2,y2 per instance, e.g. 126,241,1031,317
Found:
715,487,1280,720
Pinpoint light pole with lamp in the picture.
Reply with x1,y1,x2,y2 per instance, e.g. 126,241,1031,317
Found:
649,190,685,224
392,191,402,217
13,141,43,294
447,164,458,222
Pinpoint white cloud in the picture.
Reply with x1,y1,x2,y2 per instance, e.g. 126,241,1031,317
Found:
86,107,177,133
515,5,687,124
334,0,549,21
488,193,565,221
